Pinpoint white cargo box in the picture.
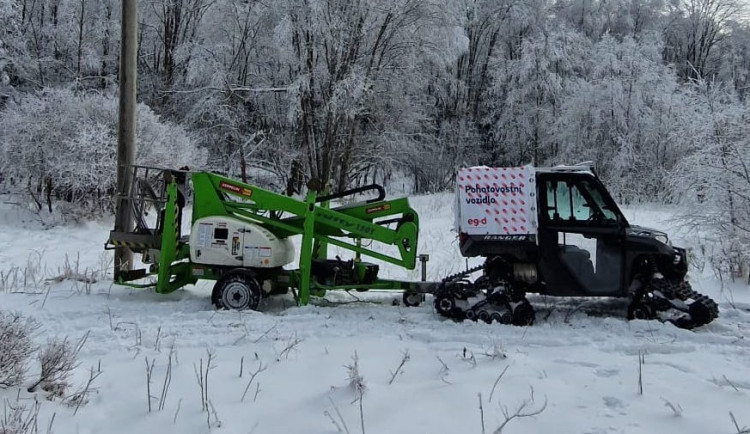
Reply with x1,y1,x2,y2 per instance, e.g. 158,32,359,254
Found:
455,166,538,236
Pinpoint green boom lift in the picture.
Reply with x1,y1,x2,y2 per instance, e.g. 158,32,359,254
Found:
106,166,432,309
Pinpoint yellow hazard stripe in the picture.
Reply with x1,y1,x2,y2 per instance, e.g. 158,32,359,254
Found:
108,240,154,250
174,212,180,239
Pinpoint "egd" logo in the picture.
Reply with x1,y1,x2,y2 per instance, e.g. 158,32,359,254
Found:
467,217,487,227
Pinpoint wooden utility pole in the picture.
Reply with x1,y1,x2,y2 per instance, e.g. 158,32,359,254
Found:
114,0,138,275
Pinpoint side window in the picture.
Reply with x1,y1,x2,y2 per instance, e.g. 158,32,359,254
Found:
547,181,570,220
570,186,589,220
546,182,556,219
546,181,589,221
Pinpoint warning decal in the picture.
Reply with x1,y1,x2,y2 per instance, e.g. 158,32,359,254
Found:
456,166,537,236
219,181,253,198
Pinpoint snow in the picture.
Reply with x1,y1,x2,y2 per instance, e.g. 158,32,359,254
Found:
1,194,750,434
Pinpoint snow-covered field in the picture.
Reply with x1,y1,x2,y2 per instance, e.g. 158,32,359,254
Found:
1,194,749,434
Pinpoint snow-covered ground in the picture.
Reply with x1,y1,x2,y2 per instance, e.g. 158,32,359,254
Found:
1,194,749,434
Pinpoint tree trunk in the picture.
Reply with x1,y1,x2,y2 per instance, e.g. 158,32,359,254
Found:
45,177,53,213
100,3,112,89
76,0,86,77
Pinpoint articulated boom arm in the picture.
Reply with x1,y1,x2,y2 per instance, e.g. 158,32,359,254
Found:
190,172,420,270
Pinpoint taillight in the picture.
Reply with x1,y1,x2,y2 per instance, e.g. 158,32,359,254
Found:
459,232,468,245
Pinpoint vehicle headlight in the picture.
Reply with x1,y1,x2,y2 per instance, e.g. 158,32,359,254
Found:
655,233,671,247
673,249,687,265
673,248,688,266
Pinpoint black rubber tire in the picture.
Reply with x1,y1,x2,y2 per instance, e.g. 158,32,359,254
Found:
511,300,535,326
402,291,422,307
434,293,457,317
473,275,490,290
211,278,220,307
478,310,491,323
213,272,262,310
627,301,655,321
491,311,512,324
688,299,712,326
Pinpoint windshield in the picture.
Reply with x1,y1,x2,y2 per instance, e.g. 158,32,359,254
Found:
580,180,617,221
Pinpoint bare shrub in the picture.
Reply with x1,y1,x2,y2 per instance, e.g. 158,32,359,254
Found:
346,351,366,398
387,350,410,385
241,359,266,403
194,349,215,415
276,333,302,361
46,253,97,294
662,398,683,417
492,386,548,433
730,412,750,434
65,365,103,415
0,252,45,293
1,397,42,434
27,335,83,395
345,351,366,434
0,312,38,388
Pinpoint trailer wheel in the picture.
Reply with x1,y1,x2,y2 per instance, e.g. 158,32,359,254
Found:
402,291,423,307
213,272,262,311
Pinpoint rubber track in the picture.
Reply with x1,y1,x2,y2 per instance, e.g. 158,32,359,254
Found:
441,265,484,284
434,264,533,325
435,266,719,329
658,280,719,327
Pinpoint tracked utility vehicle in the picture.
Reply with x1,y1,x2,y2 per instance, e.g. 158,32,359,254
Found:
434,164,718,329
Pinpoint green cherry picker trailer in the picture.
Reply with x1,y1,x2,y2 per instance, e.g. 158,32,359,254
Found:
106,166,432,309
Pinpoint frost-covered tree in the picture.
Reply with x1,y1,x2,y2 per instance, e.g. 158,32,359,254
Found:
268,0,440,191
409,0,546,190
0,0,27,96
137,0,211,101
715,20,750,100
663,0,742,81
172,0,284,186
484,23,589,166
553,0,666,40
552,34,683,201
0,0,750,223
0,88,204,218
0,0,120,92
668,82,750,280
